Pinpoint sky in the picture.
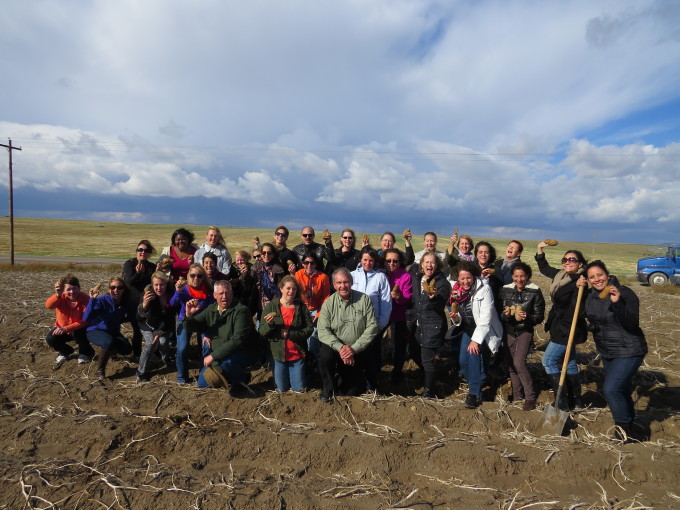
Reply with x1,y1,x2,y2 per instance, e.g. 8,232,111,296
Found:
1,0,679,246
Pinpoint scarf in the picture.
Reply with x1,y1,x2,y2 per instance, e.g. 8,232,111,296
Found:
450,280,471,305
261,263,280,301
549,267,584,298
187,283,209,300
457,250,476,262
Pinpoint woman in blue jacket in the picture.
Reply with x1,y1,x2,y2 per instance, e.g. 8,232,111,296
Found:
84,277,136,380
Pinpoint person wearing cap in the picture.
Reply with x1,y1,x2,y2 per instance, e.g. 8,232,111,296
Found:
184,280,259,393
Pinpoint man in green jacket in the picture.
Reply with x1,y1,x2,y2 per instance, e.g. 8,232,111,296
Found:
185,280,259,392
317,268,379,401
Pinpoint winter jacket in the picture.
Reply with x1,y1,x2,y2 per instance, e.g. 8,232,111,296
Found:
499,282,546,336
295,269,331,312
84,294,135,334
452,277,503,353
170,285,215,321
350,267,392,330
584,283,647,359
137,296,175,336
259,299,314,362
122,258,157,303
326,245,361,273
410,270,451,349
535,253,587,345
184,300,259,361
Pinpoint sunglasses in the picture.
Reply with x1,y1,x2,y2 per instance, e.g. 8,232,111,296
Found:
188,273,204,279
275,232,288,237
302,233,314,238
261,251,273,255
561,257,579,264
385,259,400,264
136,247,152,253
109,285,125,290
302,260,316,265
342,236,354,239
253,254,261,259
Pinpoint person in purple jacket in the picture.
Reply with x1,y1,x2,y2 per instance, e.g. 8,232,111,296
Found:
383,248,414,385
84,277,136,380
170,263,215,383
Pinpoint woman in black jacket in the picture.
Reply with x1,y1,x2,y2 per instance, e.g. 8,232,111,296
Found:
499,262,545,410
577,260,647,440
535,242,587,410
410,252,451,398
122,240,157,357
136,271,174,382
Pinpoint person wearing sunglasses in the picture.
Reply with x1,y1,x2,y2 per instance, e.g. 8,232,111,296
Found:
257,225,298,275
382,249,414,385
325,228,361,273
170,263,215,384
84,277,136,380
251,243,285,317
536,241,588,410
292,226,329,273
122,240,157,358
294,254,331,367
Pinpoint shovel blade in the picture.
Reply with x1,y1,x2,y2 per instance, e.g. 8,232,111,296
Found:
538,403,569,435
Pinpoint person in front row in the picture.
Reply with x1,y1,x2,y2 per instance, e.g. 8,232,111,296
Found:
317,268,379,402
184,280,259,395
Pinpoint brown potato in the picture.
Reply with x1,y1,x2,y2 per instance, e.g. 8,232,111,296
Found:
485,268,496,274
402,228,411,238
362,234,369,244
264,312,278,320
544,239,559,246
450,302,458,314
392,284,399,293
514,306,524,321
599,286,611,299
454,227,459,237
144,284,153,293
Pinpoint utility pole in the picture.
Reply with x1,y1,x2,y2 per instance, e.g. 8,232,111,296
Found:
1,139,22,265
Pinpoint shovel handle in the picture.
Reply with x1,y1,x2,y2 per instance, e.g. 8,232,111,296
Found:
558,283,585,388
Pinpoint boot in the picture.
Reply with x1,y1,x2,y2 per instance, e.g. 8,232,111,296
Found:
96,349,110,380
422,371,435,399
566,373,583,410
548,373,569,411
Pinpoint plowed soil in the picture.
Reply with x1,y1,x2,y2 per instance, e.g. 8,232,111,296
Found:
1,271,679,509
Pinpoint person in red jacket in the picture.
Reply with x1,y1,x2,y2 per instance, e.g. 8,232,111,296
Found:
45,274,94,369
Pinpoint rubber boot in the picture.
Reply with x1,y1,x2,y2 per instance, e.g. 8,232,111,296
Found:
548,373,569,411
96,349,110,380
566,373,583,410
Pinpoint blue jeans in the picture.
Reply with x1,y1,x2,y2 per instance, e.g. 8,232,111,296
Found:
459,332,490,399
542,341,578,375
197,348,256,388
138,330,170,376
175,321,191,382
86,329,132,355
273,358,306,392
602,356,643,425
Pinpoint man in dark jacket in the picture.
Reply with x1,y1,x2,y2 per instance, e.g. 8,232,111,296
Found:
292,226,329,272
184,280,259,393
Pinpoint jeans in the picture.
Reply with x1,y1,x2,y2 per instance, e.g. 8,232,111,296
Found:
197,349,256,388
175,321,192,382
602,356,643,425
86,329,132,355
46,329,94,358
273,358,306,392
542,341,578,375
138,330,171,375
505,331,535,401
459,332,490,399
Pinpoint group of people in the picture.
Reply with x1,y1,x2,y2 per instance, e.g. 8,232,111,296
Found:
44,225,648,438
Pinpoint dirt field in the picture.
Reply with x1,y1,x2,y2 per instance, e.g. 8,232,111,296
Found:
1,270,679,509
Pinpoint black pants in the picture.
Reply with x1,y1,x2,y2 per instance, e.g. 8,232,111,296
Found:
46,329,95,358
318,342,373,396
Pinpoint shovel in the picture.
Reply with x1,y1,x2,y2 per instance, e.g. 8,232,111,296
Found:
538,283,585,435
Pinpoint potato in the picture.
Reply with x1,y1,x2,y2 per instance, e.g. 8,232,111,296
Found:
450,302,458,314
544,239,559,246
599,286,611,299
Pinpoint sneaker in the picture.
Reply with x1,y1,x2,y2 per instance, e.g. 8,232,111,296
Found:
78,355,93,364
464,394,480,409
53,355,68,370
319,390,334,403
